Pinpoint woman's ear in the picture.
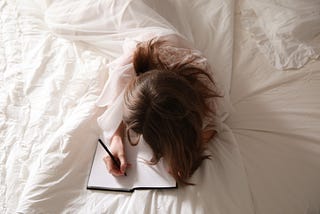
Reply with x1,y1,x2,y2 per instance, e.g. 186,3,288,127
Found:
125,127,141,146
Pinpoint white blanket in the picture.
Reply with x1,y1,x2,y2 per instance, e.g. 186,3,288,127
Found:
1,0,320,213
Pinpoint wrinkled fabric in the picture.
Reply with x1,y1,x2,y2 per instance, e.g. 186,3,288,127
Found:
2,0,238,213
241,0,320,70
4,0,320,213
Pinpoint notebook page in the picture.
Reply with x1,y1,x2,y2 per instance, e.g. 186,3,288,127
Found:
87,138,176,191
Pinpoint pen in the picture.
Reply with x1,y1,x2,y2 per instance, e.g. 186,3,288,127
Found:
98,139,127,176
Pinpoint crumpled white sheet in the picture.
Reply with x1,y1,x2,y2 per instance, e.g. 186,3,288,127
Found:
230,2,320,212
3,0,320,213
2,0,253,213
241,0,320,70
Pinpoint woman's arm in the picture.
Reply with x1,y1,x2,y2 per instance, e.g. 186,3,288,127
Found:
103,122,128,176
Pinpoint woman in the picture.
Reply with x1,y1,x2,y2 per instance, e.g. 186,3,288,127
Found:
97,34,220,185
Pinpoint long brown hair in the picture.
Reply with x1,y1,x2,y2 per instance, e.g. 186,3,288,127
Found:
122,37,219,184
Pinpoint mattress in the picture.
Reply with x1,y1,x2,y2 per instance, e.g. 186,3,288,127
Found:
1,0,320,213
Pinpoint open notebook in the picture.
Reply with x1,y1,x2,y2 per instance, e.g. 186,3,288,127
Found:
87,138,177,192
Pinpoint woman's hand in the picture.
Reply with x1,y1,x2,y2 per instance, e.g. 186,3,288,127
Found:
103,123,128,176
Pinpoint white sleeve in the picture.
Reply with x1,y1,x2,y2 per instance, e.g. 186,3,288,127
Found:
96,54,135,142
97,90,126,143
96,55,134,107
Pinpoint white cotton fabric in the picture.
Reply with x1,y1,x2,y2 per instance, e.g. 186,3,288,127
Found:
241,0,320,70
1,0,237,213
231,1,320,212
2,0,320,213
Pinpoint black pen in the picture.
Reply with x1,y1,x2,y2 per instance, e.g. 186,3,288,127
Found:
98,139,127,176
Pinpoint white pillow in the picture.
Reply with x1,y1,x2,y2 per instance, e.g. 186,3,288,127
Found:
241,0,320,70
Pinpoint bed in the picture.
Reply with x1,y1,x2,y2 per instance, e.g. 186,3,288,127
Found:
1,0,320,213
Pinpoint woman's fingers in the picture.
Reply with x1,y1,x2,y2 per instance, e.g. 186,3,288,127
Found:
103,130,129,176
117,154,127,174
103,156,124,176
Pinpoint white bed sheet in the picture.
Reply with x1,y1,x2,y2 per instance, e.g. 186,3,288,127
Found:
1,0,320,213
2,0,249,213
228,1,320,213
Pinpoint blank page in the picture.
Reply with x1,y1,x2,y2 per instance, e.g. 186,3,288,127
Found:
87,139,176,192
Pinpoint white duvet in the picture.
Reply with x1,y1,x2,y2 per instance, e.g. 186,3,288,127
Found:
1,0,320,213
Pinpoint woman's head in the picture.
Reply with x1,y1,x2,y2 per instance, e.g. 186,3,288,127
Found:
122,37,219,184
123,70,210,184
